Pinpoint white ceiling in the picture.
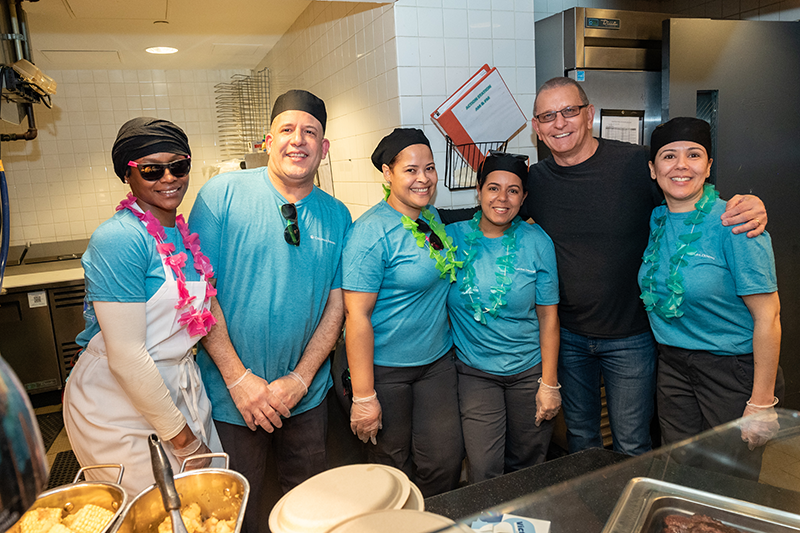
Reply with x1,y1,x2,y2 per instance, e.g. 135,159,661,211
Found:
21,0,314,71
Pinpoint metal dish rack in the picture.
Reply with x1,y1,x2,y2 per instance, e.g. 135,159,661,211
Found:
443,137,508,190
214,68,270,159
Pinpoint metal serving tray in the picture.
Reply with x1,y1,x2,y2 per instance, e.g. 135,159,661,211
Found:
602,478,800,533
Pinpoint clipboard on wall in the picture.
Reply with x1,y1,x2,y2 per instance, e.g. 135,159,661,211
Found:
431,65,527,170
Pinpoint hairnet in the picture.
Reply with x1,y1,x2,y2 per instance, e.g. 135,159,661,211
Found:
478,152,529,192
371,128,431,170
271,90,327,133
650,117,712,161
111,117,190,181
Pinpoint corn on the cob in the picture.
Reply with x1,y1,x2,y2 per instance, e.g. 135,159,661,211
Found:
61,504,113,533
46,523,75,533
18,508,63,533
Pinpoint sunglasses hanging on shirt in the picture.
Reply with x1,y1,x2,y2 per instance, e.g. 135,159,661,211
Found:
281,203,300,246
415,219,444,250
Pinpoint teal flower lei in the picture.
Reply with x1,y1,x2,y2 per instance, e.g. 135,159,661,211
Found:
459,211,522,324
384,184,462,283
640,183,720,321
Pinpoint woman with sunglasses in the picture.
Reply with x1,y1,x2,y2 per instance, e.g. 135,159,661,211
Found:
342,128,464,497
63,118,223,495
446,152,560,483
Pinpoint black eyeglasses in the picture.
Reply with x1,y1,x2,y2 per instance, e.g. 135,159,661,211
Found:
127,157,191,181
281,203,300,246
534,104,589,123
415,219,443,251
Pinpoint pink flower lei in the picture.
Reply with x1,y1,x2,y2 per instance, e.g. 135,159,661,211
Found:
116,192,217,337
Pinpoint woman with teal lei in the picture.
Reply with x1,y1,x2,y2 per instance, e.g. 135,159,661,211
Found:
446,152,561,483
639,117,783,473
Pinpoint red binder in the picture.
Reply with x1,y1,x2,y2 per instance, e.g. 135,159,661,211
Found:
431,65,527,170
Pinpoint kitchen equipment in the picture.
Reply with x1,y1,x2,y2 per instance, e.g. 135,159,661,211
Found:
20,465,127,533
215,68,270,159
113,453,248,533
147,435,188,533
23,239,89,264
268,464,423,533
534,8,684,160
602,477,800,533
0,279,85,393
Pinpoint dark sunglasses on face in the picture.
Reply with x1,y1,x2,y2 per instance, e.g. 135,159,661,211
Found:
281,203,300,246
127,157,192,181
415,219,444,250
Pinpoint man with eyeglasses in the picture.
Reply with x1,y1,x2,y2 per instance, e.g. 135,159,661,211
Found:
189,90,352,533
522,76,767,456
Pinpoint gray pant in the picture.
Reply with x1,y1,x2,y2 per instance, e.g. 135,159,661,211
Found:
456,359,554,483
370,350,464,497
215,399,328,533
657,344,784,480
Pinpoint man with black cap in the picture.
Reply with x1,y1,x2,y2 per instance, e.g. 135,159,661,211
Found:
522,77,768,456
189,89,351,531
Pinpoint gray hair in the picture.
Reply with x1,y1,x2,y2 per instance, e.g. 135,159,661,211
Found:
533,77,590,115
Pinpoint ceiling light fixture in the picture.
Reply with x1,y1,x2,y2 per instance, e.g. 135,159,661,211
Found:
146,46,178,54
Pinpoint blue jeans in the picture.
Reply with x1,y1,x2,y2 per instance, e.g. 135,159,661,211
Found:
558,328,656,455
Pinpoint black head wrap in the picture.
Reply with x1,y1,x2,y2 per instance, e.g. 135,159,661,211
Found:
371,128,431,170
111,117,190,182
271,90,327,133
478,152,529,192
650,117,712,161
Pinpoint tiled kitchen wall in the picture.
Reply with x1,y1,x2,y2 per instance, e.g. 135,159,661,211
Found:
0,69,249,246
258,0,537,220
536,0,800,20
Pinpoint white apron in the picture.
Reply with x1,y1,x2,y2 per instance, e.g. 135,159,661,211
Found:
64,247,222,496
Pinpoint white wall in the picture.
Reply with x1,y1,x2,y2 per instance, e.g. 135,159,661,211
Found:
1,69,248,246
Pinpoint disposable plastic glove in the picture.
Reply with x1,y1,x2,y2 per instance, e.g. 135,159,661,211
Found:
170,434,212,470
227,369,290,432
535,378,562,427
350,392,382,445
740,398,780,451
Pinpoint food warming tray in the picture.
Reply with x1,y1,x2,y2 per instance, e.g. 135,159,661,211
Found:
602,478,800,533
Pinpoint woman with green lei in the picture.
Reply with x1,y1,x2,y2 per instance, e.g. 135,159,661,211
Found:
446,152,561,483
342,128,463,496
639,117,783,469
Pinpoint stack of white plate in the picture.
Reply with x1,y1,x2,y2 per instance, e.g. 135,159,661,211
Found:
268,464,440,533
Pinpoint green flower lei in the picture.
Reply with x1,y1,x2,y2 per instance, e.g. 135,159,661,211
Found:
640,183,720,321
384,184,463,283
459,210,522,324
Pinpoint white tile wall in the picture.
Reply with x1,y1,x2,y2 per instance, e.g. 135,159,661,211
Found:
1,69,249,246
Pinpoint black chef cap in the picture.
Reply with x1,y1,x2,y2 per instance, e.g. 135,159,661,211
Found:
271,89,327,133
111,117,191,182
478,151,529,192
650,117,712,161
371,128,431,170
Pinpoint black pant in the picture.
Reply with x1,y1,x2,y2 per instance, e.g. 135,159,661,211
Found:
456,359,554,483
657,344,784,480
215,398,328,533
370,350,464,497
